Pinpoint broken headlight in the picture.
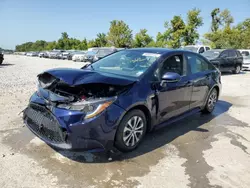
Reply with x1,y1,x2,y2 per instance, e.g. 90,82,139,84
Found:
57,97,116,119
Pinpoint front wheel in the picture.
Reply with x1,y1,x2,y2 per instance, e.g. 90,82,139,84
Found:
0,59,3,65
233,64,241,74
202,88,218,113
115,110,147,152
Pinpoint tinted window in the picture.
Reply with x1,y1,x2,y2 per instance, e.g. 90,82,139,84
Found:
186,53,213,73
159,55,184,77
206,47,210,51
241,51,249,56
228,50,237,58
220,51,229,58
199,47,205,53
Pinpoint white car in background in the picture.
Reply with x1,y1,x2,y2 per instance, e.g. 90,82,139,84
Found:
241,50,250,71
181,45,211,54
72,51,87,62
26,52,38,57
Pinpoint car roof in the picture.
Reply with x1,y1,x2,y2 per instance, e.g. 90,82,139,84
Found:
126,48,173,54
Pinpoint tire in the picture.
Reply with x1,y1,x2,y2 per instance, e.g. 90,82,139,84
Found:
0,59,3,65
115,109,147,152
233,64,241,74
202,88,218,114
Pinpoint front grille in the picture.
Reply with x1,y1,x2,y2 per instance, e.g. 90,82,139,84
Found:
24,103,66,144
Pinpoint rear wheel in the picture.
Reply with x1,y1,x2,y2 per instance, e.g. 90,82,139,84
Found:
202,88,218,113
0,59,3,65
115,110,147,152
233,64,241,74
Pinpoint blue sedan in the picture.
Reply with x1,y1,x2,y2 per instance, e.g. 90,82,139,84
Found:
23,48,221,152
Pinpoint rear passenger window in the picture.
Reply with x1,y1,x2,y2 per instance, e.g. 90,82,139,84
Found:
228,51,237,57
186,53,213,74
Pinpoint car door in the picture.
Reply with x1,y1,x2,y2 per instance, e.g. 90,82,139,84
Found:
184,52,212,109
227,50,237,70
156,53,193,123
218,50,229,71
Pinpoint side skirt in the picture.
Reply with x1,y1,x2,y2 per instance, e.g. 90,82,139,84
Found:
153,108,201,130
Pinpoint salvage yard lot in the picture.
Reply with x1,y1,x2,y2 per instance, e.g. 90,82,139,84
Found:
1,55,250,188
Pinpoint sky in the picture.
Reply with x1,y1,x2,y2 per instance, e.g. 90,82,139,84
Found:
0,0,250,49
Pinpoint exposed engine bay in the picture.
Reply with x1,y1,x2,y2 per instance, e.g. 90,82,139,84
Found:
38,72,130,103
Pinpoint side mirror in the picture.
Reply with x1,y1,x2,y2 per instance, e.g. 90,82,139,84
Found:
161,72,181,87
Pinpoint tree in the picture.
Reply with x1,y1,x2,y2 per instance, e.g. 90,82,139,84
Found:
220,9,234,28
87,39,98,48
95,33,107,47
211,8,221,32
45,41,57,50
133,29,153,47
107,20,133,47
167,16,186,48
183,8,203,45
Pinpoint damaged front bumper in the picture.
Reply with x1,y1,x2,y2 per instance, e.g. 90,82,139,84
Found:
23,92,125,151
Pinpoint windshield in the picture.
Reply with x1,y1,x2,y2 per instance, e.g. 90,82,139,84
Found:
202,50,221,58
91,50,160,77
181,46,199,52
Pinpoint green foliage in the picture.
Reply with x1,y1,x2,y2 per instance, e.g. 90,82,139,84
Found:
183,8,203,45
211,8,221,32
87,39,98,48
133,29,153,47
95,33,107,47
220,9,234,28
204,9,249,49
107,20,133,47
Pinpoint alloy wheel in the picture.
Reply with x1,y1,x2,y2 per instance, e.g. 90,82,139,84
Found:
208,90,217,110
236,65,241,74
123,116,144,147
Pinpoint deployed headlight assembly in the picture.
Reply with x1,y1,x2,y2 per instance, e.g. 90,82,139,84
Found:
57,97,116,119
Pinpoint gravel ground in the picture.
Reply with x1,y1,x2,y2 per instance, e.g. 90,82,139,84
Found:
1,55,250,188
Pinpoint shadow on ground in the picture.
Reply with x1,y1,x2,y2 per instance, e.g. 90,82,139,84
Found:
221,71,246,76
55,100,232,163
0,63,15,67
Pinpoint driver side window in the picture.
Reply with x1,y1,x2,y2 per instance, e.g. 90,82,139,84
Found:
153,55,184,80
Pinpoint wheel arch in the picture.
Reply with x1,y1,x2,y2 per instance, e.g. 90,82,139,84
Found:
115,103,152,133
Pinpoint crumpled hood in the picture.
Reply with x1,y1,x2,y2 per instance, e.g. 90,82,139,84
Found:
40,68,136,86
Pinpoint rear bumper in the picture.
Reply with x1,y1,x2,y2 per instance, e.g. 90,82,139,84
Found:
23,92,125,151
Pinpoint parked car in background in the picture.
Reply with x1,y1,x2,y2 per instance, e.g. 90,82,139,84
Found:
38,52,46,58
242,54,250,71
83,51,97,62
23,48,221,152
239,49,250,57
72,51,87,62
48,50,64,59
202,49,243,74
181,45,211,54
0,51,4,65
92,48,118,62
26,52,39,57
58,52,71,60
67,52,75,60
